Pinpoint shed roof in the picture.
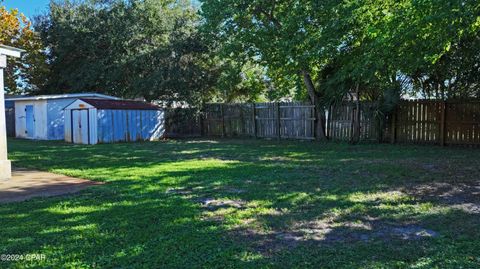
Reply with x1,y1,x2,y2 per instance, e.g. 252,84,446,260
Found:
80,98,160,110
6,93,120,101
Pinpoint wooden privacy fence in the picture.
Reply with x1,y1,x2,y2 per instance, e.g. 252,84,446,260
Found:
165,100,480,146
201,102,315,139
327,102,387,142
392,100,480,145
164,108,202,138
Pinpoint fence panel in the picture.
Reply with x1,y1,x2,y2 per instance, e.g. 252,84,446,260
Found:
279,102,315,139
164,108,201,138
254,102,278,138
328,102,381,141
395,100,442,144
445,101,480,145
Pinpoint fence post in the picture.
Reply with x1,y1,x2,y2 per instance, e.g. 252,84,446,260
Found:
326,105,331,139
199,109,204,137
391,108,397,144
276,102,281,140
350,104,355,140
221,103,226,137
239,104,245,136
440,101,446,146
252,103,257,138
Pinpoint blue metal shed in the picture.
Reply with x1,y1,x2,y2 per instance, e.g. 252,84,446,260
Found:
64,98,164,144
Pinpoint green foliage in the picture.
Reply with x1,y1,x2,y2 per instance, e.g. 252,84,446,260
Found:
36,0,216,106
212,60,291,102
0,3,48,94
201,0,480,102
6,0,479,103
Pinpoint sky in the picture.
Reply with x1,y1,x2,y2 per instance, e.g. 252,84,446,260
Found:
3,0,50,19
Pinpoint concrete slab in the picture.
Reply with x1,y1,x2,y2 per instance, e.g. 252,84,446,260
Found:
0,168,103,203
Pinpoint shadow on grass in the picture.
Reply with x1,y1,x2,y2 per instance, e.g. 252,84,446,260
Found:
1,138,479,268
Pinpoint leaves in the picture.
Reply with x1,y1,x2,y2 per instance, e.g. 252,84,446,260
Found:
201,0,480,101
0,5,48,93
36,0,215,106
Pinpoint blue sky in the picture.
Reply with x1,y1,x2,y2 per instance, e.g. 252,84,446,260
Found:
3,0,50,19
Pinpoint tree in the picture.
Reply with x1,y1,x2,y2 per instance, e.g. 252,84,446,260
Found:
0,3,48,94
36,0,216,106
212,59,284,102
352,0,480,100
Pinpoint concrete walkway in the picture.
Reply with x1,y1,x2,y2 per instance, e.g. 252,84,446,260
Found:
0,168,103,203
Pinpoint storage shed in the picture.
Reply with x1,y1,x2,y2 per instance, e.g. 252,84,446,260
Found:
7,93,119,140
64,98,164,144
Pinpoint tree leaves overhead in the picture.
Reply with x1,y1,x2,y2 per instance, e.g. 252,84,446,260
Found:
5,0,479,105
0,5,48,94
201,0,480,100
36,0,216,106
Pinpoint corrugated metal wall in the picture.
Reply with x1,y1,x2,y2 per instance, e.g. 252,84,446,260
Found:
46,98,78,140
96,109,164,143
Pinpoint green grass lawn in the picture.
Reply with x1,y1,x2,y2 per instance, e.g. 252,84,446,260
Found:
1,138,480,268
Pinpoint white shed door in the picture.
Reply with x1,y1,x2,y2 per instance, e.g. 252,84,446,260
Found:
72,110,90,144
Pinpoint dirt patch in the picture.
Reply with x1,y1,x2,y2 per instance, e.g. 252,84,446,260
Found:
390,225,438,240
165,187,193,195
402,181,480,214
231,215,439,255
231,228,303,256
292,214,438,243
196,197,247,210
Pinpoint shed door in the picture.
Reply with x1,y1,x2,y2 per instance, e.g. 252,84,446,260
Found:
25,105,35,138
72,110,90,144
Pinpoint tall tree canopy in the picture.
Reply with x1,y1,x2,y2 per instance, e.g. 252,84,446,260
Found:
36,0,217,106
4,0,479,111
0,3,48,94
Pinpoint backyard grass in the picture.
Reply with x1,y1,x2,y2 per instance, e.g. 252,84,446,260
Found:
1,138,480,268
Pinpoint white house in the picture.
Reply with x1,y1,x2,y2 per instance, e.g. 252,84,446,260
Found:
6,93,119,140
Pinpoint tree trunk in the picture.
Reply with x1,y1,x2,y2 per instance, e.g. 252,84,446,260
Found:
350,83,361,144
301,70,326,140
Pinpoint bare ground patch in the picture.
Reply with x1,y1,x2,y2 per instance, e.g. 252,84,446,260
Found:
230,217,439,256
232,180,479,254
196,197,247,210
402,181,480,214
